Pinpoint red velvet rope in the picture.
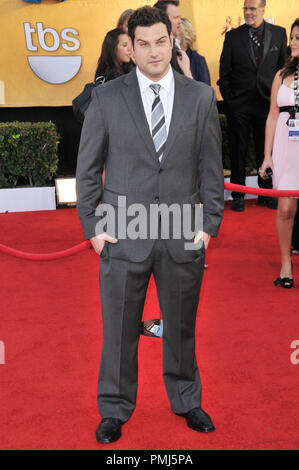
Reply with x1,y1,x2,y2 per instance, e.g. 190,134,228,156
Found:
0,241,91,261
1,184,299,261
224,183,299,198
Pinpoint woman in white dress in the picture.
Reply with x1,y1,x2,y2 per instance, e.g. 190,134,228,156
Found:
260,18,299,288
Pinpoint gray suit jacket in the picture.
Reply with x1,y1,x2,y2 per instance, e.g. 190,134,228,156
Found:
76,68,224,263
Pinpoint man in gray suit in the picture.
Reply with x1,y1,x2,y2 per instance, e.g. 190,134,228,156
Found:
76,6,224,444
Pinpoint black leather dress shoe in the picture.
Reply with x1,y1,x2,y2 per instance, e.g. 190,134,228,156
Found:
95,418,123,444
258,196,277,209
180,407,216,433
232,198,244,212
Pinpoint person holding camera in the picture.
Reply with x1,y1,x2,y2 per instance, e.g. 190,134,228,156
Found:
154,0,193,78
259,18,299,288
179,17,211,85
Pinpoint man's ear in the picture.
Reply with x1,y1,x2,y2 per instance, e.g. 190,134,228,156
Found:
131,49,136,65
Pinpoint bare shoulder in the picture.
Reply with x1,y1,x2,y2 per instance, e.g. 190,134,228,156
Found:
269,70,283,108
273,69,283,86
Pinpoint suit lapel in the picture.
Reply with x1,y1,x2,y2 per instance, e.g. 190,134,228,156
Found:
260,22,272,66
160,71,189,166
121,68,189,166
121,69,159,164
240,24,256,68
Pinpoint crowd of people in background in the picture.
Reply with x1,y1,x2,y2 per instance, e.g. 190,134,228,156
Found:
94,0,210,85
82,0,299,288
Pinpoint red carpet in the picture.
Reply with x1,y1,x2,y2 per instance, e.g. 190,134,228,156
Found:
0,203,298,450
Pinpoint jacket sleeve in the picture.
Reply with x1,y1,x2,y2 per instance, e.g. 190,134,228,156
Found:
198,56,211,86
217,32,233,101
75,87,108,240
277,28,288,70
198,88,224,237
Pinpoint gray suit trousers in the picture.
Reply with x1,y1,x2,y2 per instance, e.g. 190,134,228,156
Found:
97,238,205,422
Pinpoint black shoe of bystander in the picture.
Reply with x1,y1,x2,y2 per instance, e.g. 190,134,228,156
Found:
232,198,245,212
258,196,277,210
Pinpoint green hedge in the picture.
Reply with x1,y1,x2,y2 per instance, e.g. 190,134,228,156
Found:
0,121,59,188
219,114,257,174
0,117,256,188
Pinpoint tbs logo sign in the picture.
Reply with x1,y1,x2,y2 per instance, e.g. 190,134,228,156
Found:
24,22,81,84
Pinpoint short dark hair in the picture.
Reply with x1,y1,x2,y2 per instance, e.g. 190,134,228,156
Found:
259,0,266,7
153,0,180,13
128,6,172,44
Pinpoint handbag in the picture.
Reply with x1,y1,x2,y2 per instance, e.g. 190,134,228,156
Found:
72,75,105,124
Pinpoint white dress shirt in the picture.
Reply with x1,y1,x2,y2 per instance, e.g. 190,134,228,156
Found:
136,66,175,135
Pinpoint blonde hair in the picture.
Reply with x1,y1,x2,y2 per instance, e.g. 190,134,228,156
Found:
180,17,196,50
117,9,135,29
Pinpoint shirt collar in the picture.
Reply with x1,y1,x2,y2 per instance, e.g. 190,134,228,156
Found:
249,20,265,35
136,66,174,93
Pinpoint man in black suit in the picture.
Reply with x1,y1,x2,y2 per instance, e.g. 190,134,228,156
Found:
76,6,224,443
217,0,287,211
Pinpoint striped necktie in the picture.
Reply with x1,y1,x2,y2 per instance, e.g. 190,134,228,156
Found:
150,84,167,162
